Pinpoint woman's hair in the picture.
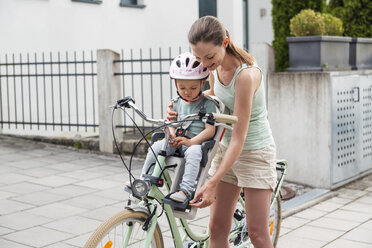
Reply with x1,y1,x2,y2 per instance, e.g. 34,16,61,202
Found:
188,16,255,65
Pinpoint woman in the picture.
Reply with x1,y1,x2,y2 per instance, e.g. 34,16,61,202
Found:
168,16,277,248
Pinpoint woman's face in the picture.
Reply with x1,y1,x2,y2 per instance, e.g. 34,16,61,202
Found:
190,40,226,71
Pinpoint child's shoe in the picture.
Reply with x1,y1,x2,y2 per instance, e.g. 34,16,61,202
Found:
170,190,189,203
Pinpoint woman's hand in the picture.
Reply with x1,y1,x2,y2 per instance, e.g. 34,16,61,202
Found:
166,101,178,121
189,180,217,208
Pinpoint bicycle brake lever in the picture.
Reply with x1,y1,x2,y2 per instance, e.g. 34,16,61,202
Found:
117,96,135,108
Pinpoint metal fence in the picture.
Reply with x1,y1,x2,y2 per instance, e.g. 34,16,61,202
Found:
0,47,188,135
0,51,98,135
115,47,186,131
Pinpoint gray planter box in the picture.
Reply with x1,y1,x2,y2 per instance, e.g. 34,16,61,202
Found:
287,36,352,72
350,37,372,70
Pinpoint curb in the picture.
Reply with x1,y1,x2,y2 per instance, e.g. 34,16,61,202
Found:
282,190,338,219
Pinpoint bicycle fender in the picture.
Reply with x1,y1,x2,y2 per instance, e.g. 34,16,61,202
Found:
125,205,150,215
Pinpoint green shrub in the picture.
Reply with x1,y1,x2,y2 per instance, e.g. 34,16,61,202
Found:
271,0,325,72
321,13,343,36
290,9,325,36
289,10,344,37
327,0,372,38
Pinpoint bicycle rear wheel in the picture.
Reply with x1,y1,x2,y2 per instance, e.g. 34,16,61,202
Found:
229,193,282,247
84,209,164,248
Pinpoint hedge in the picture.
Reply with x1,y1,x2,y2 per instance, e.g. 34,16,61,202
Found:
271,0,326,72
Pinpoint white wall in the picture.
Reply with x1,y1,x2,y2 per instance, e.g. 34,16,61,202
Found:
248,0,274,46
217,0,244,48
0,0,198,54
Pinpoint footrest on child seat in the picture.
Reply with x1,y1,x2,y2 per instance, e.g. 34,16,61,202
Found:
163,193,190,211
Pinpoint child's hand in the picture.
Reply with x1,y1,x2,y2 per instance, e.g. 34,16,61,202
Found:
172,136,193,147
167,101,178,121
169,133,178,147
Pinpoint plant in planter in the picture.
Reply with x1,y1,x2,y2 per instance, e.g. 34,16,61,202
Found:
287,9,352,72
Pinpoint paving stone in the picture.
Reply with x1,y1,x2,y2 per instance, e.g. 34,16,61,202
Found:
0,199,34,215
279,226,293,236
312,201,342,212
325,209,372,223
0,239,30,248
355,195,372,205
43,215,102,235
288,225,344,242
8,159,49,169
276,235,327,248
281,216,311,229
12,191,68,206
45,162,90,172
0,181,50,194
79,205,122,221
292,207,327,220
75,178,122,190
0,226,14,236
17,166,61,178
93,186,128,201
337,188,368,199
0,190,16,199
326,196,354,205
343,227,372,244
0,164,19,173
28,175,78,187
45,184,97,197
0,173,35,184
358,219,372,230
59,169,102,180
341,201,372,214
25,203,86,219
3,226,74,247
0,153,34,162
63,232,91,247
308,217,360,232
323,238,372,248
60,194,118,210
45,242,79,248
0,212,52,230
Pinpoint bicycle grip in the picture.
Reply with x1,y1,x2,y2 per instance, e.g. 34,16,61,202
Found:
212,113,238,124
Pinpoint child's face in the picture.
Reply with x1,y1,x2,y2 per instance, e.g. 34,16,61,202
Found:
176,79,202,102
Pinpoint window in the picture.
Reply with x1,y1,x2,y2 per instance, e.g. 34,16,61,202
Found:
72,0,102,4
120,0,146,8
199,0,217,17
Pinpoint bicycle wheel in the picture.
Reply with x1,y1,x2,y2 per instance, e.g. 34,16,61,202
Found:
84,209,164,248
229,193,282,247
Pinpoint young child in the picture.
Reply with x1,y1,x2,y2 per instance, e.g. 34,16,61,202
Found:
131,52,216,203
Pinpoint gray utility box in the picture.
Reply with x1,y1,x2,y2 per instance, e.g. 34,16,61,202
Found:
350,37,372,70
287,36,352,72
268,70,372,189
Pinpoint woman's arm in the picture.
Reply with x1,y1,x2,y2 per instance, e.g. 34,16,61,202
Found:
190,68,261,207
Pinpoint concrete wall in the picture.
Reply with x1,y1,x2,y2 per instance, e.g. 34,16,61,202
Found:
268,72,332,188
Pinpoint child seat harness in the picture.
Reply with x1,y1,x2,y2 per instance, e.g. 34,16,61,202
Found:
172,96,208,139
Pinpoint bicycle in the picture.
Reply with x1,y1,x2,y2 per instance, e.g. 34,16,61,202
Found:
83,96,288,248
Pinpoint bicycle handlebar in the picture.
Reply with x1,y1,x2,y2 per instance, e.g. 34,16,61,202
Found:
114,96,238,129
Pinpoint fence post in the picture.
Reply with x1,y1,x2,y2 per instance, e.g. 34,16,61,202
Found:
97,49,123,153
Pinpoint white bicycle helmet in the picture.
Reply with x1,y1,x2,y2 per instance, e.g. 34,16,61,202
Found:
169,52,209,80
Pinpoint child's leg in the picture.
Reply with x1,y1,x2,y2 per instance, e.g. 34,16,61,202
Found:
179,144,202,196
141,139,177,177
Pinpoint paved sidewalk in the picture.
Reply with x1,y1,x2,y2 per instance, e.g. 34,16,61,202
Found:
0,135,371,248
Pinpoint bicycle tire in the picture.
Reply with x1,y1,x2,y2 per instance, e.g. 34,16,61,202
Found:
229,193,282,247
83,209,164,248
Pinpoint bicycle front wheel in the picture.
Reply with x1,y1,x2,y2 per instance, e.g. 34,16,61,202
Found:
84,209,164,248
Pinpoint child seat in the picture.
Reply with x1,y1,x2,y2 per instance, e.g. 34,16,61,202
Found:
160,95,227,220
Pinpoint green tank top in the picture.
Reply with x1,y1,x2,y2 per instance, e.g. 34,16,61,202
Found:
213,64,274,150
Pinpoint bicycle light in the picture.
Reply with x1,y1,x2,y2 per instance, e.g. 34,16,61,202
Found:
131,179,149,197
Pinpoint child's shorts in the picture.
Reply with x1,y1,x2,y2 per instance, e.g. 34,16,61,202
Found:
209,143,277,191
